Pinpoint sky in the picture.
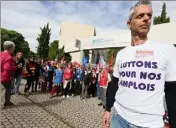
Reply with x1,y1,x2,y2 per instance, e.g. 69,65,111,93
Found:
1,1,176,52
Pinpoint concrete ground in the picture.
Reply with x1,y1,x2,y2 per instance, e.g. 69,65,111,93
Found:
1,79,105,128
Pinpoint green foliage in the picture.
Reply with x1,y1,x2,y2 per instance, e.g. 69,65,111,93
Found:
64,53,72,62
1,28,30,58
48,40,59,60
36,23,51,59
56,46,72,62
106,48,120,64
57,46,64,61
153,2,170,25
153,16,161,25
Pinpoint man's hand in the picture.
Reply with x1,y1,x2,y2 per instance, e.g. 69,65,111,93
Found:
103,111,110,128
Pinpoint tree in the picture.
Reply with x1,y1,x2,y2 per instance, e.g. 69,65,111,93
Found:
106,48,120,65
1,28,30,58
29,51,36,56
64,53,72,62
36,23,51,59
57,46,64,61
56,46,72,62
48,40,59,60
153,2,170,25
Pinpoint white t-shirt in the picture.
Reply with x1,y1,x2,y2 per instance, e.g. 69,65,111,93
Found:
113,40,176,128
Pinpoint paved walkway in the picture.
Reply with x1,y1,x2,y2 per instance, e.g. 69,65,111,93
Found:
1,80,105,128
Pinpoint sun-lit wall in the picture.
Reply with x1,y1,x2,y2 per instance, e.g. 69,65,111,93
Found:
59,21,95,63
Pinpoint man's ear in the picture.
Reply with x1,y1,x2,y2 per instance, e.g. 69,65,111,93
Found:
127,20,131,29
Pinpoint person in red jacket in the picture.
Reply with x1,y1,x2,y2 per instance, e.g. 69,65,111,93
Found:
63,62,73,98
1,41,22,107
98,67,111,109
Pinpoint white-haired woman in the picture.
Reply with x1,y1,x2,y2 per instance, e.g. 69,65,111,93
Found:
1,41,22,107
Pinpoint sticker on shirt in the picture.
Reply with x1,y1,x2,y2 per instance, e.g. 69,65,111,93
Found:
136,50,154,59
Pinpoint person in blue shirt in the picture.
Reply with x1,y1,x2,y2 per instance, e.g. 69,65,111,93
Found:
50,64,63,98
74,64,82,94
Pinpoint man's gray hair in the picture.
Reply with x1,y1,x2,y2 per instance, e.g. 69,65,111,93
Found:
129,0,152,20
3,41,15,50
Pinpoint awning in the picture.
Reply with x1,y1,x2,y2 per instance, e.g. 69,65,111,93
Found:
80,33,131,50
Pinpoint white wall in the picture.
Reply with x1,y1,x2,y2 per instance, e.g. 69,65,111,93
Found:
148,22,176,44
59,21,95,63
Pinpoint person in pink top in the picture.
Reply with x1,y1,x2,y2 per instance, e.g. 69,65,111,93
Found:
1,41,22,107
63,62,73,98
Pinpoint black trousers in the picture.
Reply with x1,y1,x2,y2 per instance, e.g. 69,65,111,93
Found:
48,79,53,92
34,76,39,91
24,76,34,93
63,83,69,96
88,83,96,97
1,82,12,103
75,80,82,94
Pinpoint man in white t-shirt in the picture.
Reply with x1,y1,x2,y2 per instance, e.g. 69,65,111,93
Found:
103,0,176,128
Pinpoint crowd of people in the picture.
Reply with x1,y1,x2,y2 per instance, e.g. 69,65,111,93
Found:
1,1,175,128
22,55,113,109
1,44,113,110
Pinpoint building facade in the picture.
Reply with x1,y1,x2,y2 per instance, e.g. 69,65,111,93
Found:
59,21,95,63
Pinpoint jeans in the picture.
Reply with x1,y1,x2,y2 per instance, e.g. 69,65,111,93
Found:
13,75,22,93
81,83,88,98
1,82,12,103
111,113,163,128
11,77,15,93
100,87,107,107
96,82,100,99
75,80,81,94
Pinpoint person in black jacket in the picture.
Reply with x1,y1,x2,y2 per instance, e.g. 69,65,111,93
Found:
24,56,36,94
34,59,42,92
80,64,91,99
48,61,55,92
88,68,98,97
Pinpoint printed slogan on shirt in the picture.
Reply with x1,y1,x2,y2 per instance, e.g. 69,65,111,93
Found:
119,61,161,91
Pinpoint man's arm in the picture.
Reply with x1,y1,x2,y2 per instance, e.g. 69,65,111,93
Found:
165,81,176,128
164,45,176,128
4,59,16,72
105,76,119,112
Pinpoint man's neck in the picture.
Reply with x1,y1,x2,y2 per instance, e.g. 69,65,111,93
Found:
4,50,9,53
131,35,148,46
4,50,12,55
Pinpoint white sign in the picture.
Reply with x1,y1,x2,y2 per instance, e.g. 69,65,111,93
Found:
81,35,130,50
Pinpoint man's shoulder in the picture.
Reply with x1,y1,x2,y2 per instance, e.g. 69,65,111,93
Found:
149,40,174,49
115,47,128,58
1,52,13,62
149,40,176,56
